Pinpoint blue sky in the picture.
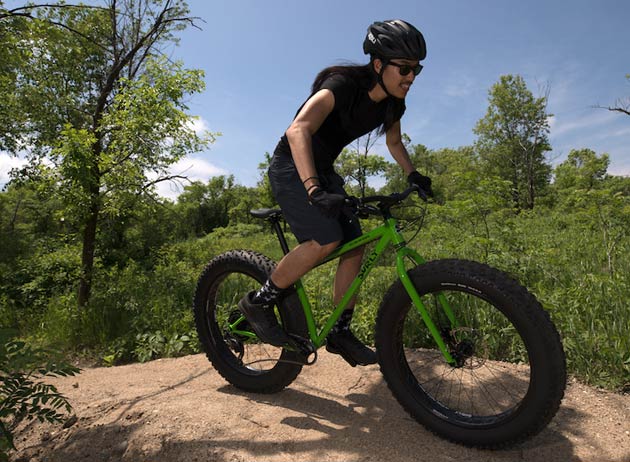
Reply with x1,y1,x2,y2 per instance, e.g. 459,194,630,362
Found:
2,0,629,197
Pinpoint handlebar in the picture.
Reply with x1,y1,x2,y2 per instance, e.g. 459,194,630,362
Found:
362,184,426,204
344,184,427,218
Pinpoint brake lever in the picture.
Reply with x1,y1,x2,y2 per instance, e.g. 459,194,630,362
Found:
343,197,374,219
408,184,428,202
342,196,359,215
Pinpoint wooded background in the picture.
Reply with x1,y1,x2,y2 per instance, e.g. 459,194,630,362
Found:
1,1,628,395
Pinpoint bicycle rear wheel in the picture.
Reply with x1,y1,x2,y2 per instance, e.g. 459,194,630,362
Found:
193,250,307,393
375,259,566,448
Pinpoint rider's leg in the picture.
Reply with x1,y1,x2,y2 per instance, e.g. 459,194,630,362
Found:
326,245,377,366
242,157,353,346
332,245,365,307
266,239,340,290
238,239,339,347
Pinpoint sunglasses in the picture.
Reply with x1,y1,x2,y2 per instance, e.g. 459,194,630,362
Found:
387,61,423,76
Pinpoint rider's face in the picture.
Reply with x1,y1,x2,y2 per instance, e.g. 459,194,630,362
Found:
378,58,420,99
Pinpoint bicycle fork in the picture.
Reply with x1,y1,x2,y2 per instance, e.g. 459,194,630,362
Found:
395,247,458,366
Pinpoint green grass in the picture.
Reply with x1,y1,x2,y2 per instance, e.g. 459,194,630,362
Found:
11,208,630,391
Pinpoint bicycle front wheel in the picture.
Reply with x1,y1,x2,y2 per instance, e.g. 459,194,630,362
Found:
193,250,307,393
375,259,566,448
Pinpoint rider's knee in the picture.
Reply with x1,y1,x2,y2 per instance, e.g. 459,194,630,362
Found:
310,240,340,260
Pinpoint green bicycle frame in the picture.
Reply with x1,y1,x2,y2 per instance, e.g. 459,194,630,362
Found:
291,215,458,365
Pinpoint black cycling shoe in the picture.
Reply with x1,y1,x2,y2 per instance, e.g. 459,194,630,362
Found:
326,329,377,367
237,291,291,347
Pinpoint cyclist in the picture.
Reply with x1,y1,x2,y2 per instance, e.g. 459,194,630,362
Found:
239,19,433,366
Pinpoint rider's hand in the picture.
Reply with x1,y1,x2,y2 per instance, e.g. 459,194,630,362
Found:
407,170,433,199
309,187,345,218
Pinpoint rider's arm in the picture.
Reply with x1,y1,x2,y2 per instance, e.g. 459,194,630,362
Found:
386,120,416,175
285,89,335,195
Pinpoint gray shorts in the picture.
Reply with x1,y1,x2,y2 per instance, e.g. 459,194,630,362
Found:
268,153,362,246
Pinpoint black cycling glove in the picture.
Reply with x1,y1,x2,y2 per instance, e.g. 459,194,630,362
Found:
407,170,433,198
309,187,345,218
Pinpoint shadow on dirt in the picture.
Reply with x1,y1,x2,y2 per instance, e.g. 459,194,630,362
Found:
14,372,628,462
190,379,629,461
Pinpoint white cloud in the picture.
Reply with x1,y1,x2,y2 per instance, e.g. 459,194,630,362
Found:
609,164,630,176
0,152,28,187
152,155,228,200
551,110,618,138
443,74,475,98
187,116,210,135
611,126,630,137
171,155,227,180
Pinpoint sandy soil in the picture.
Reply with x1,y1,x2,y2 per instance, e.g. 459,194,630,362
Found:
10,351,630,462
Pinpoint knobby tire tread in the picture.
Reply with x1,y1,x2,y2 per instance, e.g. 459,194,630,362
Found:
193,250,307,394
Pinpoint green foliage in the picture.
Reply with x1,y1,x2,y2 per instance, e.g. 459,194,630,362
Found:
1,172,629,390
173,176,258,238
0,336,79,457
133,331,197,363
254,152,277,210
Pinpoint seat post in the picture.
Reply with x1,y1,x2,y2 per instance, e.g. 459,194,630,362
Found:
269,217,291,255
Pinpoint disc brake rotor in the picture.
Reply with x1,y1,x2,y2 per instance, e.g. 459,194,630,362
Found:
448,327,487,369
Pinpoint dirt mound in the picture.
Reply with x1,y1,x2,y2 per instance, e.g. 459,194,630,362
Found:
11,352,630,462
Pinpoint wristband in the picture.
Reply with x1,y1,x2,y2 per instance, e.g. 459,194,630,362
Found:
306,184,320,196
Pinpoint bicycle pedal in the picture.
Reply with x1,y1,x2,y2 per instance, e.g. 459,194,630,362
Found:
286,334,317,365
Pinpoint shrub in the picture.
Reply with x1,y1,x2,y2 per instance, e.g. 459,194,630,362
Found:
0,336,79,459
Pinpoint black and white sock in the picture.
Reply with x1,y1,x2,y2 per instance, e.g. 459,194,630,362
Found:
252,278,282,305
331,309,353,333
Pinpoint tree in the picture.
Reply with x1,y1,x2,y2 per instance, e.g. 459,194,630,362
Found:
254,152,276,208
474,75,552,210
428,146,480,201
0,1,213,308
382,138,433,195
553,148,629,276
175,176,241,237
335,132,387,198
554,149,610,191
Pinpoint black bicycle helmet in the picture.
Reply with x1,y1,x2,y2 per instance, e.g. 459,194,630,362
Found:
363,19,426,61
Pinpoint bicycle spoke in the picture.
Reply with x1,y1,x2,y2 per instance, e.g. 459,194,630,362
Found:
401,287,531,420
212,271,284,373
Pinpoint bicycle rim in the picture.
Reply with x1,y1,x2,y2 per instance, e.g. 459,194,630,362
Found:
207,271,284,373
399,287,531,426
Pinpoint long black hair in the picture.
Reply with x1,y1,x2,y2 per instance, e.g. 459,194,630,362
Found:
310,62,405,136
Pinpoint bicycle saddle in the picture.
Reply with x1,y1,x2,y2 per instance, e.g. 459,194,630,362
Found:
250,208,283,220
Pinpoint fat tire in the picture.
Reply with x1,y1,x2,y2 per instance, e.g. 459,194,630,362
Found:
193,250,307,393
375,259,566,448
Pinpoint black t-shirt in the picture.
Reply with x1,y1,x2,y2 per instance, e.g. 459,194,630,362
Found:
274,74,405,171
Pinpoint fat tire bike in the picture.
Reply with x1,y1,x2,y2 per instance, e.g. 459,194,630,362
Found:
193,185,566,448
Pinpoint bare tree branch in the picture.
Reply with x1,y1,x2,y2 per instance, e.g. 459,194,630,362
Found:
593,95,630,117
138,173,189,196
607,106,630,117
